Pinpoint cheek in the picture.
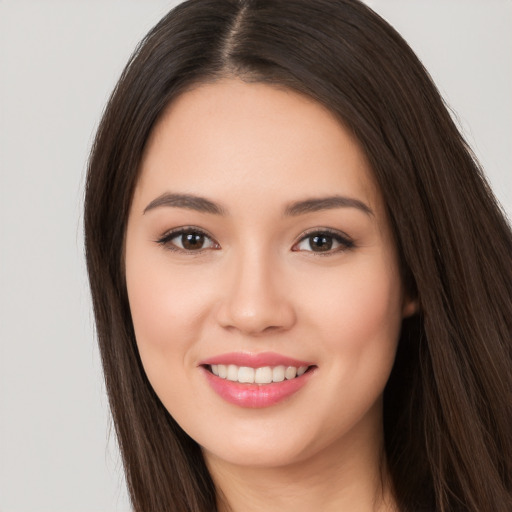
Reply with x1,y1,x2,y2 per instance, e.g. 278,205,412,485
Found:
302,256,404,374
289,257,404,443
125,259,218,421
124,239,218,386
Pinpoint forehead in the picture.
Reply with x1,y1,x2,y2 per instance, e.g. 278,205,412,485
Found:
135,79,381,214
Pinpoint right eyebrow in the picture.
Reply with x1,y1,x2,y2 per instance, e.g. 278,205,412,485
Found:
143,193,227,215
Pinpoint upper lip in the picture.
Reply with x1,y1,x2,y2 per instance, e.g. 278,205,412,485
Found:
199,351,314,368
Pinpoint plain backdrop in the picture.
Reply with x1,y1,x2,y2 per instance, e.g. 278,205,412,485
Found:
0,1,510,511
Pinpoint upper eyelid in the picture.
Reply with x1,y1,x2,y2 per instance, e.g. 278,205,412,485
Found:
155,226,353,249
157,225,215,240
155,226,219,251
295,227,353,242
292,228,355,254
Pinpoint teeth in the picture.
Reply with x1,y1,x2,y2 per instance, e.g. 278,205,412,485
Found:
273,365,285,382
285,366,297,380
297,366,308,376
209,364,310,384
218,364,227,378
227,364,238,381
255,366,273,384
238,366,255,383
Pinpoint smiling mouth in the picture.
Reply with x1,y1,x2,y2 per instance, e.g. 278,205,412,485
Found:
206,364,315,385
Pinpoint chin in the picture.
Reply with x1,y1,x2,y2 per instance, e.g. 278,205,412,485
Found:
202,434,316,469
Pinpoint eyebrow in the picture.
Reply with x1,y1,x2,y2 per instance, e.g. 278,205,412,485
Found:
143,192,373,217
143,193,227,215
284,196,374,217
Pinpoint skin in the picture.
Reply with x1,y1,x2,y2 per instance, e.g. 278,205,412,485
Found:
125,79,416,511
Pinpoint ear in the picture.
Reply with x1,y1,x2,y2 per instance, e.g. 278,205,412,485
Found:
402,296,420,318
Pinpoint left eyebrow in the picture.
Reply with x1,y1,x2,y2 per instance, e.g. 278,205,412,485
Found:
284,196,374,217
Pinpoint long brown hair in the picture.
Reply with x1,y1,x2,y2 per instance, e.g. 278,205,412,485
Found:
84,1,512,510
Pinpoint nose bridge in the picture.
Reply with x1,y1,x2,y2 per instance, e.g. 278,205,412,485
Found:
217,243,295,335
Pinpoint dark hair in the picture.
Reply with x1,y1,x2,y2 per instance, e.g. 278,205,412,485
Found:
84,1,512,510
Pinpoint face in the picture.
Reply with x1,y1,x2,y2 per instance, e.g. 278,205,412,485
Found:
125,79,415,470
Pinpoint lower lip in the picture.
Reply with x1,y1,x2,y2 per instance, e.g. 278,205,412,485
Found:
202,367,315,408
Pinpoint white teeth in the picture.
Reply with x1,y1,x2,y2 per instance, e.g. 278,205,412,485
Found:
227,364,238,381
297,366,308,376
218,364,227,378
272,365,285,382
285,366,297,380
209,363,310,384
255,366,273,384
238,366,255,383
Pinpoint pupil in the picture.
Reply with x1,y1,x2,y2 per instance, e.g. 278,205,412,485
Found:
311,234,332,251
182,233,204,250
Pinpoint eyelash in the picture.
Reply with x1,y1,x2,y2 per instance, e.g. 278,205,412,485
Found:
155,227,355,255
156,226,219,253
292,228,355,255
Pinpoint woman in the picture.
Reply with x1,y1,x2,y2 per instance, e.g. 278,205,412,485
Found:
84,1,512,511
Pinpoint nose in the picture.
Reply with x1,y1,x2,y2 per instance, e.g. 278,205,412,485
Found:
215,249,296,336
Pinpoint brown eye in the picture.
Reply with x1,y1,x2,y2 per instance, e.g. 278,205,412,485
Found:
309,234,333,252
293,230,354,253
157,228,218,252
180,232,206,250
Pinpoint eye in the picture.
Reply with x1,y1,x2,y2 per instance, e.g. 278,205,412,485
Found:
293,230,354,254
157,228,219,252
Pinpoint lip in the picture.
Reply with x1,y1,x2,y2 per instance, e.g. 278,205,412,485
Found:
199,352,316,408
199,351,313,368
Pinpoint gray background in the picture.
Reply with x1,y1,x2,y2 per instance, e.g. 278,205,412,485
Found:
0,1,510,511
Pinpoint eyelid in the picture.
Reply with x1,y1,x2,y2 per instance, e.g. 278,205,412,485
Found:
292,227,355,254
155,225,353,254
155,225,220,252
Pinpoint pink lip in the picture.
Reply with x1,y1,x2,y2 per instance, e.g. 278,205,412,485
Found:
199,352,316,408
199,351,312,368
